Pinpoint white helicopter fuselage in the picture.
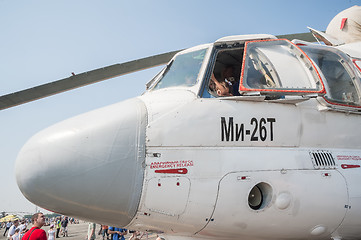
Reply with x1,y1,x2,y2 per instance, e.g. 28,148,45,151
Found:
15,33,361,240
132,89,361,240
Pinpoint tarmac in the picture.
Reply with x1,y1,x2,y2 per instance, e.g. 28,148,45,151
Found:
0,222,157,240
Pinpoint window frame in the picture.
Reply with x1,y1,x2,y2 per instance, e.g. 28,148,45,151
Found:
239,39,325,95
299,44,361,109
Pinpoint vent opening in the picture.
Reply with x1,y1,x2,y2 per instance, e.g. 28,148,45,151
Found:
310,151,336,169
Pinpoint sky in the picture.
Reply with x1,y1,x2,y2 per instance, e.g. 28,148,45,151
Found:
0,0,358,215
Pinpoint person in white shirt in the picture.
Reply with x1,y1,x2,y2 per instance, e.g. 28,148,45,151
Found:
3,221,12,236
18,220,27,240
7,220,19,240
48,224,56,240
10,228,20,240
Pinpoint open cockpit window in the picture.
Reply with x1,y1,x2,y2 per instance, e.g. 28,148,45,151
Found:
206,47,244,97
240,39,325,95
299,45,361,107
151,48,207,90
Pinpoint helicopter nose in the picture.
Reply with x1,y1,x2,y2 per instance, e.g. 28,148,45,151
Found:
15,98,147,226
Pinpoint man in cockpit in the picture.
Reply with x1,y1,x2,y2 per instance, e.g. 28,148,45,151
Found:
210,73,233,96
210,66,240,97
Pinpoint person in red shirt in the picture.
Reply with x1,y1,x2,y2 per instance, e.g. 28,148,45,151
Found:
21,213,47,240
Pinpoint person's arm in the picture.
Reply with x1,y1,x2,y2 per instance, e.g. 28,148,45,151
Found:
139,232,145,239
107,227,116,235
119,229,127,236
108,227,122,236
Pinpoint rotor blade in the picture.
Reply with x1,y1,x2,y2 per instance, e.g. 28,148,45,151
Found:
1,32,317,111
276,32,316,42
0,49,182,110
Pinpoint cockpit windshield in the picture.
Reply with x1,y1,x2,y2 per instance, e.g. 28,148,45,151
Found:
152,48,207,90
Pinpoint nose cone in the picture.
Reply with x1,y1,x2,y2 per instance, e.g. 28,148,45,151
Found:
16,98,147,226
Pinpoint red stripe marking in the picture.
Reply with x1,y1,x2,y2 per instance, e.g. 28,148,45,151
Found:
341,164,360,169
341,18,347,30
353,59,361,72
155,168,188,174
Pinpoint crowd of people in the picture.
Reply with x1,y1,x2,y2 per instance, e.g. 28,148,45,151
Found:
88,224,164,240
1,214,164,240
0,213,47,240
0,214,79,240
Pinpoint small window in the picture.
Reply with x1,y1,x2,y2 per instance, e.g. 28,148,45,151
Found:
240,40,324,95
152,48,207,90
300,45,361,107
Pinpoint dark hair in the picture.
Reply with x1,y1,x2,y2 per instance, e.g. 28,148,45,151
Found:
31,213,43,224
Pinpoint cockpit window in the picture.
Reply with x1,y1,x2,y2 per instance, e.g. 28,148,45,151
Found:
299,45,361,107
240,39,324,94
152,48,207,90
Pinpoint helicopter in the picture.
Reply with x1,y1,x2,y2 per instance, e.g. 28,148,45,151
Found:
4,5,361,240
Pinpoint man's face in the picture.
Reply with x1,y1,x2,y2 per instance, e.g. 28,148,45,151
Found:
36,214,46,226
216,82,232,96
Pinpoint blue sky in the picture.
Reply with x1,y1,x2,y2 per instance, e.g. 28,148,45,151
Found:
0,0,358,214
